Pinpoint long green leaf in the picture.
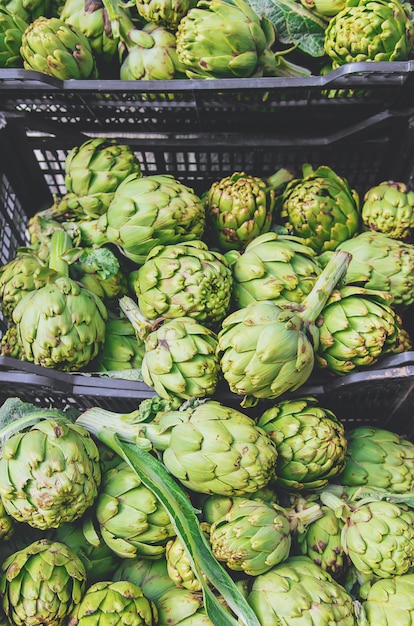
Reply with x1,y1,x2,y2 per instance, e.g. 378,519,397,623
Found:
97,428,261,626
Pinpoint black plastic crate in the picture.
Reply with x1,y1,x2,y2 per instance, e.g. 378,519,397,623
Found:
0,62,414,134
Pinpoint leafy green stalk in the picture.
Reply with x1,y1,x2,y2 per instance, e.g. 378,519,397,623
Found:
77,412,261,626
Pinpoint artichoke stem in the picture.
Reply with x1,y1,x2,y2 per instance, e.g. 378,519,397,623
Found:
298,250,351,324
266,167,294,192
48,230,72,277
119,295,153,340
288,502,324,533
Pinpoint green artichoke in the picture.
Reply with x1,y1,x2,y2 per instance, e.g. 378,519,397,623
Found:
257,397,347,491
132,240,233,329
101,173,205,265
20,16,98,79
120,296,221,401
63,138,142,219
0,6,27,67
176,0,277,78
12,230,107,371
113,557,175,603
361,180,414,240
322,493,414,578
60,0,119,62
217,250,351,405
227,231,321,309
134,0,197,29
246,555,356,625
94,314,145,372
322,229,414,308
324,0,414,67
359,574,414,625
339,426,414,493
95,458,175,559
0,0,30,22
120,22,187,80
278,163,360,253
0,250,48,321
165,523,211,591
209,498,291,576
0,539,87,626
0,417,101,529
315,285,400,375
67,580,157,625
155,586,212,625
202,171,277,251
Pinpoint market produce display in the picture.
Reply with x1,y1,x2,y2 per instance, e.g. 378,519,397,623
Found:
0,0,413,78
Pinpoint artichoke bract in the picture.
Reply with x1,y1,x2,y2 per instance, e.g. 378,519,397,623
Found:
361,180,414,240
315,285,401,375
246,555,356,625
217,250,351,406
209,498,292,576
20,16,98,79
12,232,108,372
67,580,158,625
0,416,101,529
0,539,87,626
322,229,414,308
95,458,175,559
339,426,414,493
101,173,205,265
176,0,277,78
0,7,27,67
257,397,347,491
63,137,142,220
278,163,360,253
227,231,321,309
120,296,220,401
113,557,175,603
203,171,277,251
324,0,414,66
132,239,233,329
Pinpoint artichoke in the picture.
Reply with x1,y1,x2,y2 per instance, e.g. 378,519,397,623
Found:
113,557,175,603
132,240,233,329
322,493,414,578
0,416,101,530
227,231,321,309
359,574,414,625
67,580,157,625
202,171,277,251
134,0,197,29
324,0,414,67
209,498,292,576
339,426,414,493
217,249,351,406
20,16,98,79
0,250,48,321
0,539,87,626
120,296,220,401
94,314,145,372
63,137,142,219
0,6,27,67
322,229,414,308
60,0,119,62
176,0,277,78
257,396,347,491
68,245,129,303
165,524,211,592
361,180,414,240
120,21,187,80
315,285,401,375
101,173,205,265
155,586,212,625
12,231,107,371
278,163,360,253
95,458,176,559
246,555,356,625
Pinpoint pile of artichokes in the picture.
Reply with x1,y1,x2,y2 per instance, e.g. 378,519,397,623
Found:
0,394,412,625
1,0,413,79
